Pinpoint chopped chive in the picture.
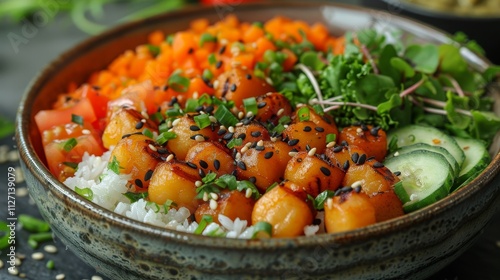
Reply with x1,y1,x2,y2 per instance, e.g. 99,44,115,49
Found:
71,114,84,125
19,214,50,233
252,221,273,238
326,133,336,144
75,186,94,201
214,104,238,127
28,232,53,243
297,106,310,122
46,260,55,270
199,33,217,46
184,98,199,113
168,71,190,93
194,215,213,234
226,138,243,149
62,162,78,170
243,97,258,115
147,44,160,57
158,122,169,133
150,112,165,122
123,192,148,203
202,69,214,81
166,107,183,118
163,199,177,214
142,128,154,139
208,53,217,65
28,238,39,249
198,93,213,105
194,114,211,129
156,131,176,145
62,138,77,152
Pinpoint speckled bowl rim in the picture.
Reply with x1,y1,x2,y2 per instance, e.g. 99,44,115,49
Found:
16,1,500,250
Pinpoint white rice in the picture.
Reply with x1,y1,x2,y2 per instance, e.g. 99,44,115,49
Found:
64,151,320,238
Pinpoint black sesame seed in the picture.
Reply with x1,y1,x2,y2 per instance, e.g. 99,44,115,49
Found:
248,177,256,184
246,74,252,80
230,84,237,92
237,133,246,140
188,48,194,54
135,179,143,188
370,126,381,137
394,171,401,176
373,162,384,168
135,122,144,129
333,146,343,153
343,160,350,171
313,218,322,225
216,60,223,69
237,161,247,170
199,160,208,169
303,126,312,132
232,148,238,158
334,189,342,196
353,185,362,193
340,186,353,193
250,142,258,148
361,124,368,131
264,151,274,159
217,128,227,136
198,169,206,178
315,127,325,132
341,140,349,146
223,132,234,140
357,154,367,165
190,125,201,131
351,152,359,163
290,148,298,153
367,156,376,161
157,148,169,154
167,96,178,106
242,118,251,125
255,145,265,151
144,169,154,182
251,131,262,137
219,45,226,54
213,159,220,171
205,105,214,114
288,139,299,146
320,166,331,176
92,85,101,90
122,133,132,139
306,144,311,151
186,162,197,169
195,105,204,112
231,169,238,176
257,102,267,109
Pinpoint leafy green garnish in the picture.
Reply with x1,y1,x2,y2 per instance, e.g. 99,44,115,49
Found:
123,192,148,203
168,71,190,93
108,156,123,174
75,186,94,201
312,190,335,210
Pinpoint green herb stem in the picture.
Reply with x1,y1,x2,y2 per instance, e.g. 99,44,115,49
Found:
312,100,378,113
418,97,473,117
295,63,324,108
399,78,426,98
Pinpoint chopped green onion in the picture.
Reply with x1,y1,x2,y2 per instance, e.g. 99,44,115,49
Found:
62,162,79,170
108,156,122,174
28,238,39,249
226,138,243,149
156,131,176,145
243,97,258,115
123,192,148,203
142,128,154,139
199,33,217,46
313,190,336,210
19,214,51,233
265,182,279,193
252,21,264,28
163,199,177,213
202,172,217,184
28,232,53,248
194,114,211,129
208,53,217,65
150,112,165,122
46,260,55,270
147,201,161,213
62,138,77,152
166,107,183,118
297,106,310,121
147,44,160,57
71,114,84,125
236,180,261,199
75,186,94,201
214,104,238,127
184,98,199,113
158,122,170,133
270,124,286,135
278,115,292,125
326,133,336,144
198,93,213,105
252,221,273,238
166,34,174,45
194,215,213,234
202,69,214,81
168,71,190,93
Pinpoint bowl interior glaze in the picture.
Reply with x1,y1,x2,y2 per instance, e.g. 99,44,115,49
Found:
15,2,500,279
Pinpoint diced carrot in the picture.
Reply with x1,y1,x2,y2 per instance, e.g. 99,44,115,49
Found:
172,32,197,61
281,48,297,72
254,37,276,61
190,18,210,33
232,53,255,70
308,23,329,50
148,30,165,45
243,24,265,43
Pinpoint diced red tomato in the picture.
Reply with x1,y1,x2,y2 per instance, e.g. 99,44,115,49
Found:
35,98,97,133
82,85,110,119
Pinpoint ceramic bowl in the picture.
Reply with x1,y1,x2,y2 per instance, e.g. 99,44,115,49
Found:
16,2,500,279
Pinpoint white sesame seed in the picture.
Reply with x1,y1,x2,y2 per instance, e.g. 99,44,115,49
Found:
235,152,242,160
7,150,19,162
308,147,317,157
16,187,29,197
192,92,199,99
15,257,22,266
91,276,104,280
238,111,244,119
228,126,235,133
167,120,172,128
0,260,3,268
166,154,174,162
141,111,149,119
19,272,27,278
241,146,249,154
44,245,58,254
266,92,273,96
326,142,335,148
265,77,273,85
283,124,289,128
288,151,298,157
270,137,277,142
393,151,400,157
148,144,158,152
231,61,241,67
245,188,252,198
17,253,26,260
277,108,284,116
251,42,257,48
56,273,66,280
8,267,19,275
326,198,333,209
209,199,218,210
82,129,91,135
203,192,209,202
213,80,220,90
209,116,217,123
32,252,44,260
235,122,243,127
241,66,248,70
220,125,226,130
230,46,240,56
356,128,363,134
496,241,500,248
351,181,362,189
168,128,174,132
257,140,264,147
195,181,202,187
245,142,252,148
172,118,181,127
195,135,205,142
246,111,254,118
210,193,219,200
141,118,147,123
220,38,228,45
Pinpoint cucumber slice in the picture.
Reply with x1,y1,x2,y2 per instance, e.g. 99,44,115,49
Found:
387,125,465,169
452,137,490,191
386,143,460,177
384,150,454,213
